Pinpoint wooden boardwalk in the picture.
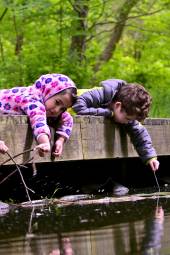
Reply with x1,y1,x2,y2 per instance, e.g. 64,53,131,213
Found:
1,115,170,165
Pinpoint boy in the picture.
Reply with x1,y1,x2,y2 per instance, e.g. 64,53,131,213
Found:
73,79,159,172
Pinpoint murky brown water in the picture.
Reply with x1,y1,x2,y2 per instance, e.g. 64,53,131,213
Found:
0,192,170,255
1,156,170,254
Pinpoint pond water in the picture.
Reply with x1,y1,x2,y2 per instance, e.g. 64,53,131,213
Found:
0,193,170,255
1,157,170,254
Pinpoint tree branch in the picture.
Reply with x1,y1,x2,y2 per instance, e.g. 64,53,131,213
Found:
0,8,8,22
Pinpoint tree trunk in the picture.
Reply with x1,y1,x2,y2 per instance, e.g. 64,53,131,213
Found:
13,13,24,56
0,35,5,63
94,0,139,72
69,0,89,63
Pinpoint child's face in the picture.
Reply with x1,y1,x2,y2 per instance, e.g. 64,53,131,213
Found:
45,93,72,117
111,102,136,124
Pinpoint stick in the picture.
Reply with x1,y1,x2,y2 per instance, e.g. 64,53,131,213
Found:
0,157,34,185
0,148,34,166
5,151,33,203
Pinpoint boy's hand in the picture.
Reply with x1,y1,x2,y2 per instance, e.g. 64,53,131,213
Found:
148,158,160,171
0,140,8,154
35,143,51,157
53,136,65,157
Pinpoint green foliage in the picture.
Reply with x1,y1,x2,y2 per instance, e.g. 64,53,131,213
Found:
0,0,170,116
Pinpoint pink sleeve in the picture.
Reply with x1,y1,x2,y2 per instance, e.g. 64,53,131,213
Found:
56,111,73,140
21,101,51,140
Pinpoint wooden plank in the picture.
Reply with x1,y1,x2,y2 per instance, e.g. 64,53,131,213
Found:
1,116,170,165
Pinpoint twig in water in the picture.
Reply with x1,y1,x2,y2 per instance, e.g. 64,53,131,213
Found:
31,149,38,176
27,206,35,235
153,171,160,193
153,171,160,209
0,147,38,184
5,151,34,203
0,157,34,185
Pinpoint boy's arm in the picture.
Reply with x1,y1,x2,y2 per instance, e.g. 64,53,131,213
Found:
125,120,157,162
73,89,112,117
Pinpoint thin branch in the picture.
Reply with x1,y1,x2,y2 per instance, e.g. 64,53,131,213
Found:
27,207,35,235
0,8,8,22
86,28,114,42
126,24,168,35
128,8,165,19
67,0,74,10
87,0,107,30
88,7,165,31
5,151,34,203
0,148,34,166
31,149,38,176
0,157,34,185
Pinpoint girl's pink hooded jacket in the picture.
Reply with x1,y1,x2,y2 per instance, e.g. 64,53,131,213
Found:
0,73,77,140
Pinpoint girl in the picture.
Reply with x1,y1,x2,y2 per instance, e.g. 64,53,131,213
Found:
0,73,77,157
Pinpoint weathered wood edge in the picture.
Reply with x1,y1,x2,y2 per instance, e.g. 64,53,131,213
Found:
0,115,170,165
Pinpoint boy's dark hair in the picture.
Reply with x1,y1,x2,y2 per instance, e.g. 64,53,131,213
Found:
59,87,77,105
112,83,152,121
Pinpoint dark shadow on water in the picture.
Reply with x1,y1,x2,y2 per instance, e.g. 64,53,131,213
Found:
0,155,169,202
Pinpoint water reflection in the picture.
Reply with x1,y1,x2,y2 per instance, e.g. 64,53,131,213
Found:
141,206,164,255
0,199,169,254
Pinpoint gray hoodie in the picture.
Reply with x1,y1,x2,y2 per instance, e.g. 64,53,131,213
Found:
73,79,157,162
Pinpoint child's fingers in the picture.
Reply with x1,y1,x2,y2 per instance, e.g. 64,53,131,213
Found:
0,150,7,154
53,147,62,157
35,144,50,152
0,141,9,154
35,143,51,157
38,150,45,157
53,152,60,157
152,161,160,171
53,151,61,157
0,148,8,154
149,160,159,171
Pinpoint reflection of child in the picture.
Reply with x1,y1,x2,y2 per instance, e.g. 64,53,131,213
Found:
142,206,164,254
0,74,77,157
49,238,73,255
155,206,164,223
73,79,159,171
0,140,8,154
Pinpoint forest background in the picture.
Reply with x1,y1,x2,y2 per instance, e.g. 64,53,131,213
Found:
0,0,170,117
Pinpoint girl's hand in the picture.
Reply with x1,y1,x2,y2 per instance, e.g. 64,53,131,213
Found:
53,136,65,157
36,134,51,157
0,140,8,154
148,158,160,171
35,142,51,157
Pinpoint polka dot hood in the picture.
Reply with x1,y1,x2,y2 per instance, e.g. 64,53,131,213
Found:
34,73,77,102
0,73,77,140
